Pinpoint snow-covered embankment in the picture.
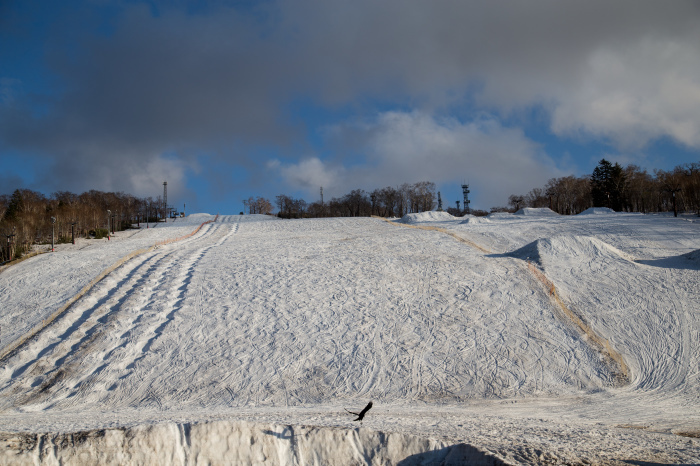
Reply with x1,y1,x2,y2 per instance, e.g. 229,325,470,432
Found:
0,420,504,465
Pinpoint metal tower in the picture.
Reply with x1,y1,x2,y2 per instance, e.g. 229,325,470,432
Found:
163,181,167,219
461,183,471,214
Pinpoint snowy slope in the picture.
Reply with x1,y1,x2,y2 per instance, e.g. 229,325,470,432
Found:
0,212,698,464
0,215,215,357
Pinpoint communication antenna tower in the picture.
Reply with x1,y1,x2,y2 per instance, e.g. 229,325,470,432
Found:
163,181,167,219
461,182,471,215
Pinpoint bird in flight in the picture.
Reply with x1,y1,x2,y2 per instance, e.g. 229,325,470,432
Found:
345,401,373,423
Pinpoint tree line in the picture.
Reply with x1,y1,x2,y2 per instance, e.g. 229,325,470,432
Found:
5,159,696,261
246,181,439,219
0,189,168,262
505,159,700,217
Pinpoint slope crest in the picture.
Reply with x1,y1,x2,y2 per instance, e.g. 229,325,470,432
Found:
398,211,456,223
506,235,636,266
513,207,559,216
578,207,616,215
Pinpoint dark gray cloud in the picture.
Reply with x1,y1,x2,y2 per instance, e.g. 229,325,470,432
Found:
1,0,698,204
281,1,699,104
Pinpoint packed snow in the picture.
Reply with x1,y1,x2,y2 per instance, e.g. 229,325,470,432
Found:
512,208,559,217
578,207,617,215
398,211,458,224
0,211,698,464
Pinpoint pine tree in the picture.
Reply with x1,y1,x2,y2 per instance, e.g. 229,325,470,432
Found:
590,159,626,211
5,189,24,221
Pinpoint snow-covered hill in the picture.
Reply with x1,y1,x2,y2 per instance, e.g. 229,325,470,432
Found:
0,212,698,464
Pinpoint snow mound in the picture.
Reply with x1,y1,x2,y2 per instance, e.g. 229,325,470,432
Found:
508,235,635,266
0,420,504,466
399,211,456,224
507,240,543,264
682,249,700,263
578,207,616,215
460,216,491,225
642,249,700,269
186,213,214,221
513,207,559,216
487,212,513,219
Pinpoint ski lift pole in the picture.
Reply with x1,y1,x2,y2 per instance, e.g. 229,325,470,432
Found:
50,216,56,252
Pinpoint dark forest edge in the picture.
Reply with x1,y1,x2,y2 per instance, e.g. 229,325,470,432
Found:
0,190,167,263
506,160,700,217
2,160,698,262
258,160,699,220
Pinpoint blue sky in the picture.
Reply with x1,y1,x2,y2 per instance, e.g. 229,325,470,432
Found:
1,0,699,213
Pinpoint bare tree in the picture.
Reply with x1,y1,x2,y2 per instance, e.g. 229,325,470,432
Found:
508,195,524,211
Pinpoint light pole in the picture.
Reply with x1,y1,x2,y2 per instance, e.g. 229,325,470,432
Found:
50,216,56,252
107,210,111,238
671,189,680,218
10,227,15,260
4,232,11,262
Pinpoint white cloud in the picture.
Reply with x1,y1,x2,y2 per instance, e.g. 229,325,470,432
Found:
550,37,700,149
281,0,700,152
5,0,700,204
278,111,562,207
364,112,561,207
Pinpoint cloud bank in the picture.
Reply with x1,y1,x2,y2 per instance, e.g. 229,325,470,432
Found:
272,111,558,207
1,0,698,208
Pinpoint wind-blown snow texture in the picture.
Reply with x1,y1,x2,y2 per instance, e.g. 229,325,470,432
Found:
0,212,698,464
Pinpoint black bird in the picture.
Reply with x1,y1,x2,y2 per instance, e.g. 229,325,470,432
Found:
345,401,373,423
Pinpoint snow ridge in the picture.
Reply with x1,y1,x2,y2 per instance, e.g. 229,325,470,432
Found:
0,420,505,465
0,212,699,464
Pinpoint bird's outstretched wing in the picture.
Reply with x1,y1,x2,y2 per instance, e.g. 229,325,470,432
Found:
358,401,373,418
345,401,373,421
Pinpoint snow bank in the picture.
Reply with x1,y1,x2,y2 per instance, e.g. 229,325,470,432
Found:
676,249,700,269
513,207,558,216
398,211,456,224
542,235,636,263
508,235,636,266
183,213,215,223
578,207,616,215
460,216,490,225
486,212,513,219
683,249,700,262
0,214,217,355
0,421,504,466
638,248,700,270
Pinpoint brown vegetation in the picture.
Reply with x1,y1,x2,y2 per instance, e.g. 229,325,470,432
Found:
274,181,437,219
0,189,165,262
506,160,700,216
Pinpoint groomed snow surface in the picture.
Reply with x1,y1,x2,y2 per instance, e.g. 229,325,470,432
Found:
0,212,698,465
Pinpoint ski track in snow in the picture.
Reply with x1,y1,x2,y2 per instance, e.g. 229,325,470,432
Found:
0,212,699,464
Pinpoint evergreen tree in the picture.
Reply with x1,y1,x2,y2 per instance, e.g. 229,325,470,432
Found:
590,159,626,211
